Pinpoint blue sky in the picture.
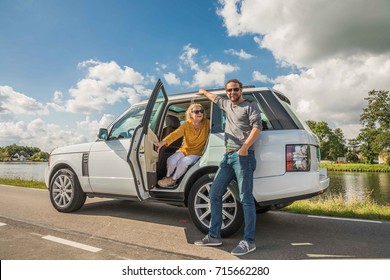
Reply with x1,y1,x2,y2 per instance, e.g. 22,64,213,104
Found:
1,0,390,152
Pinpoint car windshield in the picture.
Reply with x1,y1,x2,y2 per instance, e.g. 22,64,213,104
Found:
109,104,147,139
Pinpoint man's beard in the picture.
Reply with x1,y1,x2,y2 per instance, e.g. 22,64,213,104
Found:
229,94,240,103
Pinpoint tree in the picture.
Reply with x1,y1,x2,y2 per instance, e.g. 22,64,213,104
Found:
329,128,347,161
357,90,390,164
30,151,50,162
0,144,48,161
306,121,347,161
346,139,360,163
0,149,9,161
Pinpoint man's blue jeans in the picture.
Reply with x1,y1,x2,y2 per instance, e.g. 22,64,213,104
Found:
209,150,257,243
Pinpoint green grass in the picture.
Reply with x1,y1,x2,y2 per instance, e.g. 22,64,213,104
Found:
282,193,390,221
321,163,390,172
0,178,47,189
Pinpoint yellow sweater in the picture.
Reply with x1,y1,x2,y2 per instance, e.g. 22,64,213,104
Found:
163,119,210,156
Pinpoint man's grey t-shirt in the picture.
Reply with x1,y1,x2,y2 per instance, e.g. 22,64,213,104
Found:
214,95,262,150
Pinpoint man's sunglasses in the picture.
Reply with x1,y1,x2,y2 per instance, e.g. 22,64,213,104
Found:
226,87,240,92
192,109,204,114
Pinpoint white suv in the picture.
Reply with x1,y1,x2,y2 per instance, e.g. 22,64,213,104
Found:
45,79,329,236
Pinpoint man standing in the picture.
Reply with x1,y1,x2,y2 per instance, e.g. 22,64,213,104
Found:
194,79,262,256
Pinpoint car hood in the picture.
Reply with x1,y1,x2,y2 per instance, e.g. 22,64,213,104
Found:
51,142,95,155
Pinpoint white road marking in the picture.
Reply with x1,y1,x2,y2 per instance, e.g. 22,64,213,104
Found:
42,235,102,253
308,215,382,224
307,254,355,258
0,222,7,227
291,243,313,246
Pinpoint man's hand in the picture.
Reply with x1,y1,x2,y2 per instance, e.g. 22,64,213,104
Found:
197,89,207,95
238,143,249,156
196,89,217,101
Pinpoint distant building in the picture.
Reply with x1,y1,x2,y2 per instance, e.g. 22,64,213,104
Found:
10,153,30,161
336,157,347,163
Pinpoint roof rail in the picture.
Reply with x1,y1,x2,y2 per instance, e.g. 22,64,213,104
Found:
178,85,256,95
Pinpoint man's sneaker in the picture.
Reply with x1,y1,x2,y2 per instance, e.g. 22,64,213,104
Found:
158,177,176,188
231,240,256,256
194,234,222,246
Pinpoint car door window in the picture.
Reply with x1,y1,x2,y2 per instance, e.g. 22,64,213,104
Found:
109,104,147,139
147,88,166,133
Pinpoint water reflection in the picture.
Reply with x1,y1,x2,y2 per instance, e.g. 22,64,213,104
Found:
327,172,390,206
0,162,46,181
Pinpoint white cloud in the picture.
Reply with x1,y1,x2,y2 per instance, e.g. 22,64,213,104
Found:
155,62,168,72
77,114,115,139
52,91,63,103
0,114,115,152
63,60,148,114
252,70,272,83
0,118,89,152
0,121,29,145
273,54,390,138
79,60,144,85
192,61,238,88
0,60,151,151
178,44,239,88
164,72,181,85
225,49,254,59
218,0,390,66
180,44,200,71
0,86,48,117
217,0,390,139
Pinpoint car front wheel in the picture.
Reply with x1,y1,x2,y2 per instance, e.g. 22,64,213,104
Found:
49,168,86,213
188,174,243,237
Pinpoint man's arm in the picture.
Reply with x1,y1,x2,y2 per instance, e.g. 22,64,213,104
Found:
238,127,261,156
197,89,217,102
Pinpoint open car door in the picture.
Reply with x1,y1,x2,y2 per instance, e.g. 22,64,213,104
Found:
129,79,168,200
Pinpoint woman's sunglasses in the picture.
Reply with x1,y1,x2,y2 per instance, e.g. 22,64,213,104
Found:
192,109,204,114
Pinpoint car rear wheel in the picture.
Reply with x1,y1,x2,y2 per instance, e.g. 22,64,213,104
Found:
188,174,243,237
49,168,86,212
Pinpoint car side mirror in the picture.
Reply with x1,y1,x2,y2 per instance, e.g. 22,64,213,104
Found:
97,128,108,140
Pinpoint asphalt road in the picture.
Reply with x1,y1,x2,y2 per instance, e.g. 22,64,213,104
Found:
1,184,390,260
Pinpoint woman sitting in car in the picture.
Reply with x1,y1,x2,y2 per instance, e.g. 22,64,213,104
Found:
155,103,210,188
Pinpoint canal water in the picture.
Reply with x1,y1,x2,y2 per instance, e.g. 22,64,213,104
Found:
0,162,389,206
325,171,390,206
0,162,47,181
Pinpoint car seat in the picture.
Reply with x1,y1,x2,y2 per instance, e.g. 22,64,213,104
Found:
157,115,183,179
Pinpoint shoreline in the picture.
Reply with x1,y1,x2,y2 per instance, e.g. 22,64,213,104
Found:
321,163,390,173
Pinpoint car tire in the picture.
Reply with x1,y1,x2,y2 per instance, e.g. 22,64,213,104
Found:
49,168,86,213
188,173,243,237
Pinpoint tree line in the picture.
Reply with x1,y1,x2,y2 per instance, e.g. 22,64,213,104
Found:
0,144,49,162
307,90,389,165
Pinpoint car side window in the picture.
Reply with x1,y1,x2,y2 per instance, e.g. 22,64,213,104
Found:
211,94,272,133
244,94,272,130
109,104,147,139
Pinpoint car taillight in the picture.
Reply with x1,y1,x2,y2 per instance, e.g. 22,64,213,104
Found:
286,144,310,172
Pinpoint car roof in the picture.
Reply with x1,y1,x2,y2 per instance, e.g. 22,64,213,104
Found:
137,86,291,105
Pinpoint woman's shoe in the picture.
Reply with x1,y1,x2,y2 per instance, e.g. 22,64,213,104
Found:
158,177,176,188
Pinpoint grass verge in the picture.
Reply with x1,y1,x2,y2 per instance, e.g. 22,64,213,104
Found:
282,193,390,221
0,178,47,189
321,163,390,172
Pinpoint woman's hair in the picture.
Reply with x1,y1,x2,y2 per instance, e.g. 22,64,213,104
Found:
185,103,204,122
